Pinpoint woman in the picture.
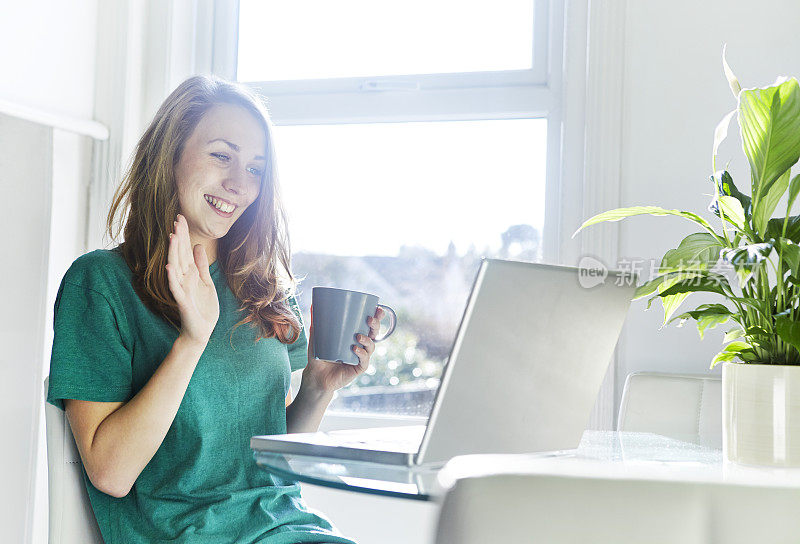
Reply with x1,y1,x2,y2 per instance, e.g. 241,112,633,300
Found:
46,75,385,543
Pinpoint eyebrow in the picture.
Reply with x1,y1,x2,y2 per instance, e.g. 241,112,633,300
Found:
208,138,266,161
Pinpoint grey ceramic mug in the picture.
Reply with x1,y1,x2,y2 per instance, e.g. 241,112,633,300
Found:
311,287,397,365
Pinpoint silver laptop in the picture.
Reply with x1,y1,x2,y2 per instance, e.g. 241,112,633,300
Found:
251,258,635,467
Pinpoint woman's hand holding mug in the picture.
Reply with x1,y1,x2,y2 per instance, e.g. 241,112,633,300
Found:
302,287,398,394
165,213,220,345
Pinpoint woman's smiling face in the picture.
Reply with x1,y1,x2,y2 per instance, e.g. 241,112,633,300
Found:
174,102,266,256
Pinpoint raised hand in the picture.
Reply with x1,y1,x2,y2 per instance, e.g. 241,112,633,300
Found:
165,214,220,345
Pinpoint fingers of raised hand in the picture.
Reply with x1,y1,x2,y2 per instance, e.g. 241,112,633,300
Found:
169,217,186,275
165,257,186,303
167,225,182,278
177,215,194,275
167,215,199,294
308,318,315,360
354,333,375,357
352,341,369,371
366,308,384,340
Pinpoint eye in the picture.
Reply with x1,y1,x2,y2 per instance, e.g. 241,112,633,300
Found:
211,152,230,161
247,166,264,177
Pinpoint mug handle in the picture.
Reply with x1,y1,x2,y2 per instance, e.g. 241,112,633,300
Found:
374,304,397,342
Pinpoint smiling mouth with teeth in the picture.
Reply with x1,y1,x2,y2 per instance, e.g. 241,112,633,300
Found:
204,194,237,214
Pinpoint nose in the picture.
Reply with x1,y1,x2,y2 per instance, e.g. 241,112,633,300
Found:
222,180,241,196
222,166,249,195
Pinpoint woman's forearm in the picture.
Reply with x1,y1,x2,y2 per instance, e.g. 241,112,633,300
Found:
285,381,335,434
88,335,207,497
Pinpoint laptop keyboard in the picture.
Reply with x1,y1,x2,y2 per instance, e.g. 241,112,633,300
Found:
327,426,426,451
339,437,415,449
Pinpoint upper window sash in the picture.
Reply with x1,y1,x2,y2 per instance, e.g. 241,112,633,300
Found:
209,0,552,124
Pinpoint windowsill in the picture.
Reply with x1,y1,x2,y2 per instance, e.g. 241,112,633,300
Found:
319,410,428,432
294,370,429,432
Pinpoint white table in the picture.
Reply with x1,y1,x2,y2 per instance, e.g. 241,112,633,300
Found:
435,431,800,544
439,429,800,488
254,431,800,541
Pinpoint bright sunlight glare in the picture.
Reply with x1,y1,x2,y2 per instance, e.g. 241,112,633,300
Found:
237,0,534,81
272,119,547,257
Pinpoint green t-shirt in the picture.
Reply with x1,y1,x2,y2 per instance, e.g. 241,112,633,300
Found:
46,247,356,544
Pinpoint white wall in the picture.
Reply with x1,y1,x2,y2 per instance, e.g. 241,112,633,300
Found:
614,0,800,407
0,115,53,544
0,2,98,543
0,1,97,119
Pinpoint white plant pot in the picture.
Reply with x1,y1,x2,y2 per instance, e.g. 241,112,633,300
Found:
723,361,800,467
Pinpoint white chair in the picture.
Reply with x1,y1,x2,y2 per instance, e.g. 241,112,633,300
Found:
43,377,104,543
617,371,721,449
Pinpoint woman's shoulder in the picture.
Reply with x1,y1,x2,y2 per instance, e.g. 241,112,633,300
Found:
62,246,131,295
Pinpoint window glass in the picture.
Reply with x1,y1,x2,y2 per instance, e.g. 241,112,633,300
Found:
238,0,535,81
274,119,547,415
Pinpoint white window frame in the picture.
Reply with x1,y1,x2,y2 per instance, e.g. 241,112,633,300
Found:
212,0,553,107
207,0,568,423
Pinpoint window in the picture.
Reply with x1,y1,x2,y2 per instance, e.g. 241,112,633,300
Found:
237,0,538,81
213,0,562,417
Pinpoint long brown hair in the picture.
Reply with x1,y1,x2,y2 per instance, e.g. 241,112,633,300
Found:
106,75,302,344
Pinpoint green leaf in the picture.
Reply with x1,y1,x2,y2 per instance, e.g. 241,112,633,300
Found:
710,341,753,369
777,238,800,277
638,270,725,329
767,215,800,243
740,350,763,362
658,273,731,298
746,325,773,339
776,316,800,354
718,196,747,229
730,296,772,320
643,273,697,321
655,272,731,325
709,171,752,220
661,292,690,325
633,275,667,300
721,241,774,262
642,271,719,322
787,174,800,215
753,168,792,235
668,303,734,339
573,207,718,238
720,241,775,280
660,233,724,272
724,328,745,342
738,78,800,231
631,269,720,300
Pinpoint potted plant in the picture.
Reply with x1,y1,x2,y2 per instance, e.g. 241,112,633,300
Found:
574,49,800,467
